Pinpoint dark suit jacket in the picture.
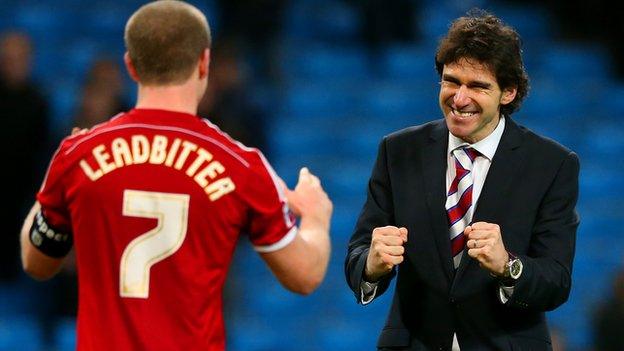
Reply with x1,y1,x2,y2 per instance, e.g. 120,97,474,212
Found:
345,118,580,350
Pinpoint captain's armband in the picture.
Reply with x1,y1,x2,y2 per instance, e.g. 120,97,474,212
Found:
29,210,72,258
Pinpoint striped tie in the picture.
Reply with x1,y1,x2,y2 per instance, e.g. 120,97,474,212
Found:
446,147,479,269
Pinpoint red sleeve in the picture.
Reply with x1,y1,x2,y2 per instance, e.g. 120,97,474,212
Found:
241,151,297,252
36,141,72,233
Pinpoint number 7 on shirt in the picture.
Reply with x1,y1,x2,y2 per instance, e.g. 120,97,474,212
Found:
120,189,190,298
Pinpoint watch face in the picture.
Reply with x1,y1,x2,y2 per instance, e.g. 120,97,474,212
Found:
510,259,523,279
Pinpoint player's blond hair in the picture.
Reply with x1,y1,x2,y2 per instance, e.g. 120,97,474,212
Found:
124,0,211,85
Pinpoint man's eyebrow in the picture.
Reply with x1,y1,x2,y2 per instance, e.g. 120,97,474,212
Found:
468,80,492,89
441,74,460,83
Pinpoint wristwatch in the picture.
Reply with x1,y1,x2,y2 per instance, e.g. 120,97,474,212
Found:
501,252,523,285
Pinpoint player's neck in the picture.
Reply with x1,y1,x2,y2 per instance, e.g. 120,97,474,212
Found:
135,83,199,115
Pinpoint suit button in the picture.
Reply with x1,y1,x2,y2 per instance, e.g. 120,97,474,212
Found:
450,297,456,303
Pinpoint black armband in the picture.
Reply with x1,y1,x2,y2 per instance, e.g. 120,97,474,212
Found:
29,210,72,258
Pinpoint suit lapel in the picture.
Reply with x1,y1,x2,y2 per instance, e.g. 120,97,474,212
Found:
452,117,525,287
422,121,454,284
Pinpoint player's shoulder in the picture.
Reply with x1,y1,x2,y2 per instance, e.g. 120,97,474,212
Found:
54,113,125,158
198,118,271,171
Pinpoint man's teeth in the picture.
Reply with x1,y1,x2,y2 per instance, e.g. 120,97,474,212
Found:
453,109,476,117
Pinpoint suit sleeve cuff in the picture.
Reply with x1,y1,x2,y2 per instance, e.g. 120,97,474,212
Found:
360,280,379,305
499,285,515,304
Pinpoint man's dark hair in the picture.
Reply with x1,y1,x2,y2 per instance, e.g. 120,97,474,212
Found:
435,9,529,116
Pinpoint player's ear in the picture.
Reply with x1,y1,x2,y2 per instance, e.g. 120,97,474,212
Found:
198,49,210,79
124,52,140,82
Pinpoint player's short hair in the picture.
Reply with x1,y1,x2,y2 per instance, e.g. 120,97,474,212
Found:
124,0,211,85
435,9,529,116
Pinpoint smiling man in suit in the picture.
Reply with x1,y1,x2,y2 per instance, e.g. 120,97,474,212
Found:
345,10,579,350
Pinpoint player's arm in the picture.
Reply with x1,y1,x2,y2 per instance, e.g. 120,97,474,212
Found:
260,168,332,295
20,201,68,280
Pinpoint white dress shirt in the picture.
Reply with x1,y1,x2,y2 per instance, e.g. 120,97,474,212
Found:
361,117,513,350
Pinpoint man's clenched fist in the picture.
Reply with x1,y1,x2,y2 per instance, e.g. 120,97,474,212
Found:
364,226,408,282
466,222,509,275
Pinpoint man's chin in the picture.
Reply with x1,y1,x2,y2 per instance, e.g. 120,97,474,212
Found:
446,122,473,141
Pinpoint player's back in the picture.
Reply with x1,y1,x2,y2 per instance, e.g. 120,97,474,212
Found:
38,109,294,350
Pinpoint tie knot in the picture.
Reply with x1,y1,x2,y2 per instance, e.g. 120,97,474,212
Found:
463,147,480,162
453,147,480,164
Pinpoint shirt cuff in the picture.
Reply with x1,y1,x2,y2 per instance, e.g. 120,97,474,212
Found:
360,280,378,305
499,285,515,304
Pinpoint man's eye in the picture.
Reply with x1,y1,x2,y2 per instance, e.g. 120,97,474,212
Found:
471,85,489,90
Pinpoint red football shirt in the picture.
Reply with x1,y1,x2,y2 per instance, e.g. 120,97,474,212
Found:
37,109,296,350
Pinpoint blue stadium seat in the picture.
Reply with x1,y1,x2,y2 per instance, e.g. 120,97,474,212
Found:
79,3,131,36
12,4,76,42
596,83,624,121
382,44,438,83
269,119,339,161
581,121,624,162
487,4,553,41
579,162,623,201
0,277,50,317
283,45,370,81
421,3,498,41
54,318,77,351
284,0,359,43
362,82,438,120
538,43,611,84
318,320,378,351
280,82,362,119
0,316,44,351
48,79,80,134
227,316,297,351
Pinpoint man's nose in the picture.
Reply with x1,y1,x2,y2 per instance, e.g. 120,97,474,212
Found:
453,85,470,107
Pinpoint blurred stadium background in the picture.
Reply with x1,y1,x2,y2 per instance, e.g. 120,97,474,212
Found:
1,0,623,350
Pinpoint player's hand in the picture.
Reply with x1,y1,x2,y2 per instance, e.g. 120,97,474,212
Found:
466,222,509,275
71,127,87,136
365,226,408,282
285,167,332,230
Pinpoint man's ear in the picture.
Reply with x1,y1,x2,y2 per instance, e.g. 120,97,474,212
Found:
124,52,140,82
500,86,517,106
199,49,210,79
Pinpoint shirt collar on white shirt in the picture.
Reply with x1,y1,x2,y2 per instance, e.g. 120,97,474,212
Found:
447,115,506,161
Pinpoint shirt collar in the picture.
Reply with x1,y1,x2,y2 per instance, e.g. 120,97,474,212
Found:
447,116,506,161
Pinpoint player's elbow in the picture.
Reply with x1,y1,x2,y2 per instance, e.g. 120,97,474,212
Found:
22,260,58,281
21,246,63,281
285,275,323,295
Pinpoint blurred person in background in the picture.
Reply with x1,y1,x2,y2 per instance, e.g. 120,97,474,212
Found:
592,269,624,351
19,1,332,350
345,10,579,350
73,59,129,129
345,0,419,52
49,58,132,319
0,31,49,281
197,39,266,151
216,0,285,80
550,327,567,351
504,0,624,80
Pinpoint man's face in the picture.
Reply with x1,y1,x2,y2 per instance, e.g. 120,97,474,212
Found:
439,58,516,143
0,34,32,86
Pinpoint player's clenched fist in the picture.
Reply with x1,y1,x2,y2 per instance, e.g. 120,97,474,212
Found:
364,226,408,282
285,167,333,229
